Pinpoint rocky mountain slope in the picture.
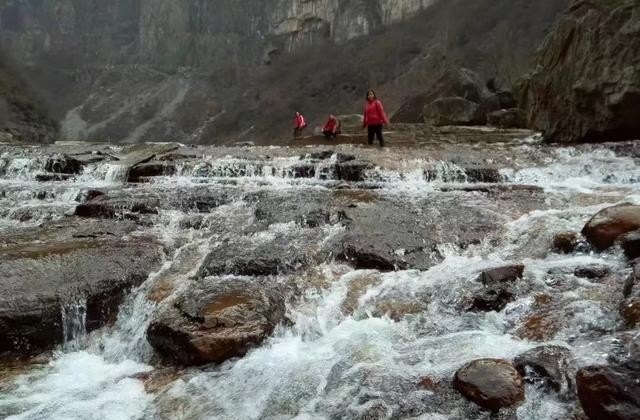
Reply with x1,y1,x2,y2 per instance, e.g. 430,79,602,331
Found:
0,0,568,144
516,0,640,143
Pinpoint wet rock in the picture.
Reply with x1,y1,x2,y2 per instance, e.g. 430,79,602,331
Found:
620,230,640,260
552,231,579,254
574,265,610,279
623,259,639,298
34,173,75,182
74,195,159,219
127,162,177,182
44,155,83,174
487,108,526,129
289,163,316,178
147,277,286,366
198,230,321,277
464,167,502,183
514,345,577,398
77,189,105,203
423,97,481,126
620,297,640,327
336,160,374,182
577,364,640,420
582,204,640,251
453,358,525,411
515,0,640,143
468,265,524,312
0,238,163,356
515,311,562,341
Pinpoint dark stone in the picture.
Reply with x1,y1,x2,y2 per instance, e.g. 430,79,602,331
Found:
582,205,640,251
336,161,374,182
453,358,525,411
468,265,524,312
620,297,640,327
574,265,610,279
147,277,286,366
476,91,518,124
514,345,576,398
35,173,74,182
464,167,503,183
44,155,83,174
620,230,640,260
487,108,527,129
577,364,640,420
74,195,159,219
0,239,164,356
127,162,177,182
423,97,481,126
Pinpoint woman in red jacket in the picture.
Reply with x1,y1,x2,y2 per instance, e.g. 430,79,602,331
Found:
363,90,389,147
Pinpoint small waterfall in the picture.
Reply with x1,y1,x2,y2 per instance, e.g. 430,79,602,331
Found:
61,300,88,351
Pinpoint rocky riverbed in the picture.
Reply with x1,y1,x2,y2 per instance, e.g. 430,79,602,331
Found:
0,131,639,419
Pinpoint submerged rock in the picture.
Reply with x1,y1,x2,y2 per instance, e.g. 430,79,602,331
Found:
0,238,164,356
468,265,524,312
44,154,83,174
582,204,640,251
147,277,286,366
620,230,640,260
577,364,640,420
453,358,525,411
514,345,577,398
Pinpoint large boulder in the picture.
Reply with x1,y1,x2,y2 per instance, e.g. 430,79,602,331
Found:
392,67,489,123
453,358,525,411
476,92,518,124
0,237,164,356
515,0,640,143
582,204,640,250
147,277,286,366
577,364,640,420
423,97,481,126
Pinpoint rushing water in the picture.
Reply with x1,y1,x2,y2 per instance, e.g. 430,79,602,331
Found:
0,141,638,420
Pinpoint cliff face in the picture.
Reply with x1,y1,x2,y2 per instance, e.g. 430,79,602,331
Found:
0,0,566,144
516,0,640,143
0,53,57,143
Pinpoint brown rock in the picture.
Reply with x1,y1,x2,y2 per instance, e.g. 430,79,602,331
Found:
577,365,640,420
468,265,525,312
620,298,640,327
147,277,286,366
453,358,525,411
552,232,578,254
582,205,640,251
341,272,383,315
516,312,562,341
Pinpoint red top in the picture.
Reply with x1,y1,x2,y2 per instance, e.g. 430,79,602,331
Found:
323,116,339,133
363,99,389,126
295,114,306,129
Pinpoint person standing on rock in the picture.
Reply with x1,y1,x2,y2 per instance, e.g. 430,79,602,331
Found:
293,111,307,138
363,90,389,147
322,114,341,139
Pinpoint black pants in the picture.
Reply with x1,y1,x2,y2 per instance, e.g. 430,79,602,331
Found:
323,130,338,139
367,124,384,147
